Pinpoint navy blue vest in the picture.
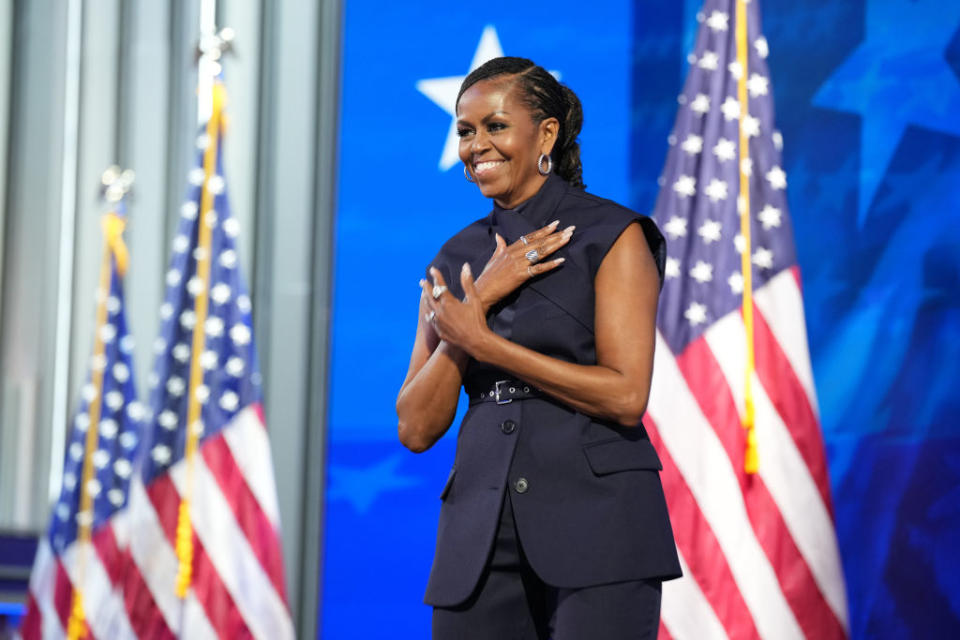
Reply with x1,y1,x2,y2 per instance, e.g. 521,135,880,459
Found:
423,174,681,607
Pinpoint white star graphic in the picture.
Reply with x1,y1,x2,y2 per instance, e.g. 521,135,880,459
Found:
698,51,719,70
742,114,761,137
755,36,769,59
752,247,774,269
665,257,680,279
664,216,688,238
772,130,783,151
689,261,714,283
681,134,703,155
690,93,711,115
766,165,787,190
740,157,753,177
698,219,722,243
713,138,736,162
706,11,729,32
673,175,697,198
728,60,743,81
416,26,504,171
704,179,728,202
747,73,769,97
685,302,708,326
728,271,744,294
757,204,782,229
721,97,741,121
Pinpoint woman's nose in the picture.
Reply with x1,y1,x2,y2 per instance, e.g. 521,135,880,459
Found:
470,131,490,153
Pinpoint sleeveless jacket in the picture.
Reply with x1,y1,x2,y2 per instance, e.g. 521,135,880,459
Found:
423,173,682,607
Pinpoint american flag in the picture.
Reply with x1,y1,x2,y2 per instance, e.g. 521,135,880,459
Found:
22,205,148,639
647,1,848,638
120,78,294,639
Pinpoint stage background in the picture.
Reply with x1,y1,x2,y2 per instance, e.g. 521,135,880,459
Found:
323,0,960,638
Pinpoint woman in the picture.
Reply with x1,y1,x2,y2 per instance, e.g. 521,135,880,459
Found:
397,57,681,639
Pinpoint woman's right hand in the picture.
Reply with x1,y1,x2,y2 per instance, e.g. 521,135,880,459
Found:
473,220,575,312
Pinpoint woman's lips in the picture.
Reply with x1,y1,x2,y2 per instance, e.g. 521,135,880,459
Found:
473,160,504,178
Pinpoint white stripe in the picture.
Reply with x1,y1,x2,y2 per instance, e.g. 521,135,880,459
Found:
661,551,728,640
127,475,218,640
649,332,805,640
754,270,820,417
60,540,136,640
703,315,849,628
172,449,294,640
222,406,282,527
27,539,66,640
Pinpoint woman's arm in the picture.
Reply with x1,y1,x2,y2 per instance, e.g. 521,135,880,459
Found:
424,222,659,426
395,297,469,453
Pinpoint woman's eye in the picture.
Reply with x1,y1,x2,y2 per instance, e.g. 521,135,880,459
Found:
488,122,506,132
456,128,473,138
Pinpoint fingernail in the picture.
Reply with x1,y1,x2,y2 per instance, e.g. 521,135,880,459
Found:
556,257,566,263
564,225,576,233
549,220,560,227
462,262,471,275
419,279,427,287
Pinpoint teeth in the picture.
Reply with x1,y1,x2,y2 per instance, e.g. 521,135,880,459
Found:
475,161,502,172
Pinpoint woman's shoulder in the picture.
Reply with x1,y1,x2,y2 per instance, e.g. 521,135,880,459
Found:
558,187,666,286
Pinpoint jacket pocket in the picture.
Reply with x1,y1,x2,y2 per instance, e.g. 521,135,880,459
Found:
439,466,456,500
583,437,663,475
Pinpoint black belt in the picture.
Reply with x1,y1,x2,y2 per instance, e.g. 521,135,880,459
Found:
467,379,540,405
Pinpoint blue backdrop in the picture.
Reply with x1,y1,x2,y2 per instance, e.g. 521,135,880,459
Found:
322,0,960,637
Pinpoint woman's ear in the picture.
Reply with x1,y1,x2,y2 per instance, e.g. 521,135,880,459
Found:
539,117,560,156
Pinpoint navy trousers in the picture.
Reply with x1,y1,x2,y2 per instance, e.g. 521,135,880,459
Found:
432,492,662,640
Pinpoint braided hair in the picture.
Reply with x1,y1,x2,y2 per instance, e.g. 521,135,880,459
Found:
456,57,585,189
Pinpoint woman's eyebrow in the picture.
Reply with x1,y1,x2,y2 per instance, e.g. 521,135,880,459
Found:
457,111,510,127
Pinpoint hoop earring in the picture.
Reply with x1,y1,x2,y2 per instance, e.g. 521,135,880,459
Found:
464,165,475,182
537,153,553,176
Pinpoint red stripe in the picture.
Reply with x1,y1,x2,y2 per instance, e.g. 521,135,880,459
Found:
677,335,846,639
752,305,834,513
201,431,288,602
657,619,672,640
119,546,177,640
91,522,124,587
252,402,266,428
146,473,254,640
53,558,73,632
20,592,42,640
646,415,761,640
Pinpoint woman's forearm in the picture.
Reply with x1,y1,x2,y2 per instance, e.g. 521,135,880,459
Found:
471,331,652,426
396,341,470,452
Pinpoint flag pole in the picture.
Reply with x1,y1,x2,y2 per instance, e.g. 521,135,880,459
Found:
173,8,233,610
735,0,758,474
65,167,134,640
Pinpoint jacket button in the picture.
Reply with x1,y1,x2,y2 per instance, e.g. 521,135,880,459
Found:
500,419,517,435
514,477,529,494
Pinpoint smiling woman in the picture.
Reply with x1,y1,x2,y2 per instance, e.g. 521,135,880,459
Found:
396,56,680,639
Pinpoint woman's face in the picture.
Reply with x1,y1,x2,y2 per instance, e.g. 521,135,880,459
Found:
456,79,558,209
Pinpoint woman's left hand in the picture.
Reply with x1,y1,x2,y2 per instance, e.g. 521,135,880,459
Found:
421,263,492,359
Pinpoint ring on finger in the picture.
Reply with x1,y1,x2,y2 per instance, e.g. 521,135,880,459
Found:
524,248,540,264
520,235,529,246
527,266,534,277
426,310,436,322
432,284,448,300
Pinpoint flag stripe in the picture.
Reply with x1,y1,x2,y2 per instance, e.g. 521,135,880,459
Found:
753,290,831,509
676,328,846,639
25,541,62,640
129,476,219,640
21,592,42,640
647,414,761,639
204,420,287,600
175,447,295,640
753,268,819,417
120,551,177,640
649,331,805,639
62,540,136,640
703,313,849,626
660,551,730,640
145,472,252,640
223,404,282,528
53,558,74,634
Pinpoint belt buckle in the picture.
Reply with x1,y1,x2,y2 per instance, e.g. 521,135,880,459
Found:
494,380,512,405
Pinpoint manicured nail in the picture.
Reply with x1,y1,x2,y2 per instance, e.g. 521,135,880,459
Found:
549,220,560,228
555,257,565,263
564,225,576,234
419,279,427,287
462,262,472,276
